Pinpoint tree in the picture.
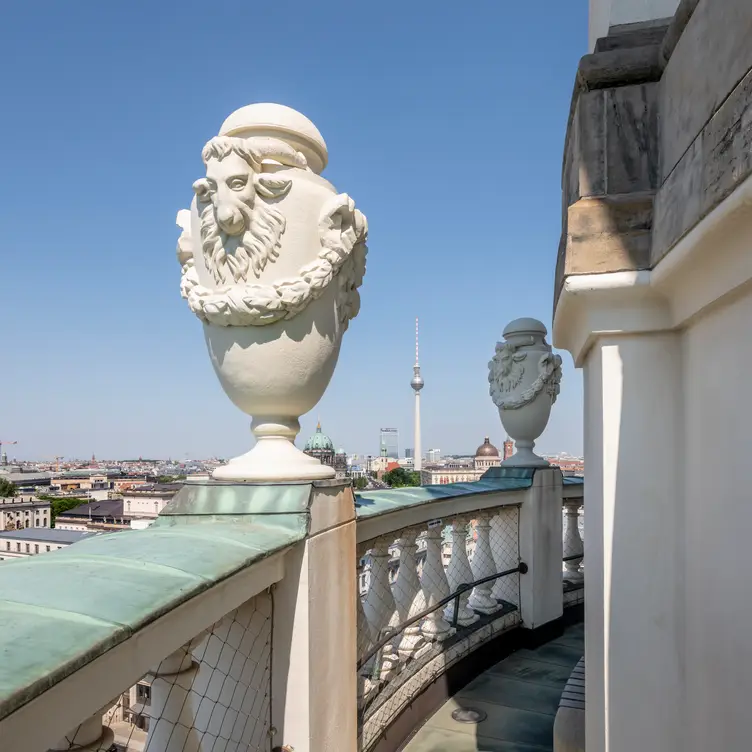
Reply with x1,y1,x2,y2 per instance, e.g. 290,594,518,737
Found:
0,478,18,498
36,495,89,527
382,467,421,489
354,476,368,491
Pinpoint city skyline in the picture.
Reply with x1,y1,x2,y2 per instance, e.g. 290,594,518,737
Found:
0,1,586,462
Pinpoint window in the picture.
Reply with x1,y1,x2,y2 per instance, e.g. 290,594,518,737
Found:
43,518,47,526
35,518,39,527
16,543,20,552
24,520,29,528
25,544,29,553
34,545,39,554
46,546,50,552
5,542,9,551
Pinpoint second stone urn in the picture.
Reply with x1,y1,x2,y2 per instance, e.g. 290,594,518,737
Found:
488,318,562,467
176,103,368,481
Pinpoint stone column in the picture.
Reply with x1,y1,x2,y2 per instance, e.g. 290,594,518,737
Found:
579,335,683,752
518,468,564,629
468,513,498,614
48,712,114,751
563,499,584,582
271,481,357,752
444,519,479,626
144,647,200,752
393,531,426,659
419,525,452,640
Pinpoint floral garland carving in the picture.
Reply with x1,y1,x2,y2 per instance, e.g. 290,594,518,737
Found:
177,194,367,327
488,343,563,410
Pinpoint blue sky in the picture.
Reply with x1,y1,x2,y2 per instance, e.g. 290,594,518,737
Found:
1,1,587,462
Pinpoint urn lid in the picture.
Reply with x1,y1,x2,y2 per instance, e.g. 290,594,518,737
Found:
502,317,548,340
219,103,329,174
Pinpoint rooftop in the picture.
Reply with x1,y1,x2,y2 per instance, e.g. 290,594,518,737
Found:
0,529,98,544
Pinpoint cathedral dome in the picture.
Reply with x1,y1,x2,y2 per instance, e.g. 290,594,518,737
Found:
475,437,499,458
304,422,335,452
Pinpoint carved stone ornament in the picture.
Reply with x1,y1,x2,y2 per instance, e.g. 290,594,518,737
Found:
488,318,562,467
175,104,368,482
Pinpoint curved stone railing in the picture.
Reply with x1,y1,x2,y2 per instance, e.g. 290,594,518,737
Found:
354,467,567,752
562,479,585,610
0,480,327,752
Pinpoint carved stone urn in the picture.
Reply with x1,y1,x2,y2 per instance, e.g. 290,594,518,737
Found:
175,103,368,481
488,318,562,467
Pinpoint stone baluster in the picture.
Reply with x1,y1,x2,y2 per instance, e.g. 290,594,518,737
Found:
491,506,519,604
362,538,399,679
468,512,499,614
444,519,479,626
393,530,427,659
144,646,200,752
420,523,452,640
48,711,114,751
563,499,584,581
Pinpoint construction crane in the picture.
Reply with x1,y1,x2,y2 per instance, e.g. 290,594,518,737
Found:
0,440,17,466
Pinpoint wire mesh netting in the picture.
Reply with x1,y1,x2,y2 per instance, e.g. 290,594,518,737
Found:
53,591,273,752
357,505,521,751
562,499,585,602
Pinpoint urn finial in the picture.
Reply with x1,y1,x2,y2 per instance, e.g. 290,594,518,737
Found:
175,103,368,482
488,318,562,467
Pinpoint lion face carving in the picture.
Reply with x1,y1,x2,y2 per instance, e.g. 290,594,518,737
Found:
193,137,293,285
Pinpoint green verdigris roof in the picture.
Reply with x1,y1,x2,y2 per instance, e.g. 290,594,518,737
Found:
0,481,313,723
355,468,536,521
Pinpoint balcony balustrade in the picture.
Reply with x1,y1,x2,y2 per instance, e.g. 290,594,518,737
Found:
0,468,581,752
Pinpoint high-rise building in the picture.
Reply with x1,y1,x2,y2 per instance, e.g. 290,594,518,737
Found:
404,448,414,459
426,448,441,463
410,317,424,472
379,428,399,460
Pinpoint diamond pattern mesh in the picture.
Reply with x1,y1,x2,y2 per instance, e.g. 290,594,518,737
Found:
357,505,521,751
56,592,272,752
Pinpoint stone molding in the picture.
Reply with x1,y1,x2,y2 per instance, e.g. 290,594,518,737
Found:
555,1,752,318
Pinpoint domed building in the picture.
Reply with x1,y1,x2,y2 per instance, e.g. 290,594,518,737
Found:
474,437,502,471
303,422,348,479
419,437,502,485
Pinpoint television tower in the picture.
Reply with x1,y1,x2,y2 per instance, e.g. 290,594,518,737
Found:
410,318,424,471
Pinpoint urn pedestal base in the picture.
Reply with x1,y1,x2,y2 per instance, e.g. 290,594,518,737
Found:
212,418,336,482
500,440,551,468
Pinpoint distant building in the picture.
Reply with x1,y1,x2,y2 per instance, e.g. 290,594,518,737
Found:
426,448,442,463
303,423,348,479
0,528,96,560
0,496,51,531
503,438,515,461
474,437,502,472
56,499,130,532
379,428,399,460
122,484,183,520
420,438,501,485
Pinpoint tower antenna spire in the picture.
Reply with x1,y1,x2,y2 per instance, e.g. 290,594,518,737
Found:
411,318,424,474
415,317,419,366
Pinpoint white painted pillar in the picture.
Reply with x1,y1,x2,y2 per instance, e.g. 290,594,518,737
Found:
444,520,479,626
393,531,426,659
518,469,564,629
419,525,452,640
582,336,683,752
271,482,357,752
563,499,584,582
468,513,498,614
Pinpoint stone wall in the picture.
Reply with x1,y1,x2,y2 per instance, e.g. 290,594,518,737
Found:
555,0,752,309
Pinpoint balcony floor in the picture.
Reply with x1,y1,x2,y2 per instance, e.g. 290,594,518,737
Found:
403,622,584,751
